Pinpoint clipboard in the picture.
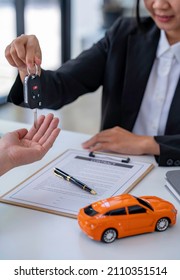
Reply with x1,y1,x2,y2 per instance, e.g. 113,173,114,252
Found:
0,149,154,218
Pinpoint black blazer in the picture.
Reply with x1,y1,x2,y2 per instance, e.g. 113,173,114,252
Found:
8,17,180,166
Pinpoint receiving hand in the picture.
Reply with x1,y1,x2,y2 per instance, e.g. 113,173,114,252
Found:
0,113,60,176
82,126,160,156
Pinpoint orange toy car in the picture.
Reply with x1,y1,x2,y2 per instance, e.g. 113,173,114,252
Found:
77,194,177,243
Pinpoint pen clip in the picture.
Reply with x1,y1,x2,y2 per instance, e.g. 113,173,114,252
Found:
89,151,130,163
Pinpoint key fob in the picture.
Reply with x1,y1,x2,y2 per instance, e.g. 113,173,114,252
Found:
24,74,42,109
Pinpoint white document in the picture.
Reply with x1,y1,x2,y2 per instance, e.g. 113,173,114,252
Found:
0,149,153,218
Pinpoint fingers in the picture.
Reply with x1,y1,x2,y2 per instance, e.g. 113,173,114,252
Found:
5,44,19,68
17,114,60,162
5,34,42,73
83,141,116,153
5,36,27,70
1,129,28,148
38,117,60,145
15,128,28,140
82,130,111,149
25,35,42,69
82,137,99,150
25,115,45,140
31,113,59,142
41,127,60,154
87,142,105,152
25,113,60,145
32,115,60,158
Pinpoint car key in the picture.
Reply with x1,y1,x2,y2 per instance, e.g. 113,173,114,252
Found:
23,65,42,128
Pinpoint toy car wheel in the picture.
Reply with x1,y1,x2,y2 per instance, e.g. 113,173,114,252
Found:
155,218,169,232
102,228,117,243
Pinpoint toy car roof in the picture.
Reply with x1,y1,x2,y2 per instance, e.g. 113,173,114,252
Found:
92,193,138,212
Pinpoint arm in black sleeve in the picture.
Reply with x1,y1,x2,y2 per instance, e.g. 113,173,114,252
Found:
154,135,180,167
7,74,24,105
7,17,130,110
7,37,109,109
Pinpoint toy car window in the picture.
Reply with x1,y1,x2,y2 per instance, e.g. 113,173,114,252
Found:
128,205,146,214
105,207,126,216
84,205,99,216
135,197,154,211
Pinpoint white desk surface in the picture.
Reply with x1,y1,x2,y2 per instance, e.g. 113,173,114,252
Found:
0,119,180,260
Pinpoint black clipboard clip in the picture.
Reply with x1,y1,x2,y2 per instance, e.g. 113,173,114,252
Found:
89,151,130,163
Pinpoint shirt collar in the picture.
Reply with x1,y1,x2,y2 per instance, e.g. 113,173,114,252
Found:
156,30,180,63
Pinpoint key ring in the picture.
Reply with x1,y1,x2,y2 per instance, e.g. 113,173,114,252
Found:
27,64,39,76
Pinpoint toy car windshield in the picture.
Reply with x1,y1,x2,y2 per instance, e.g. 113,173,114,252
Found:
84,205,99,216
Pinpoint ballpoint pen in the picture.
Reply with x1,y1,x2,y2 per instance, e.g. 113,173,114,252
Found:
53,167,97,195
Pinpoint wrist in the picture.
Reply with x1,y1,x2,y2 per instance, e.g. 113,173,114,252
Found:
0,143,15,176
0,152,12,176
140,136,160,155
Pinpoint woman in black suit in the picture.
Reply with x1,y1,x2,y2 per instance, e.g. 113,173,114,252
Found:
5,0,180,166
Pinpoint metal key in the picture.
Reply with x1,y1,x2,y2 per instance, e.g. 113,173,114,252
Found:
23,65,42,128
33,108,38,129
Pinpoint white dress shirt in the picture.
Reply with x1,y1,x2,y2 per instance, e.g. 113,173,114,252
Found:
132,30,180,136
